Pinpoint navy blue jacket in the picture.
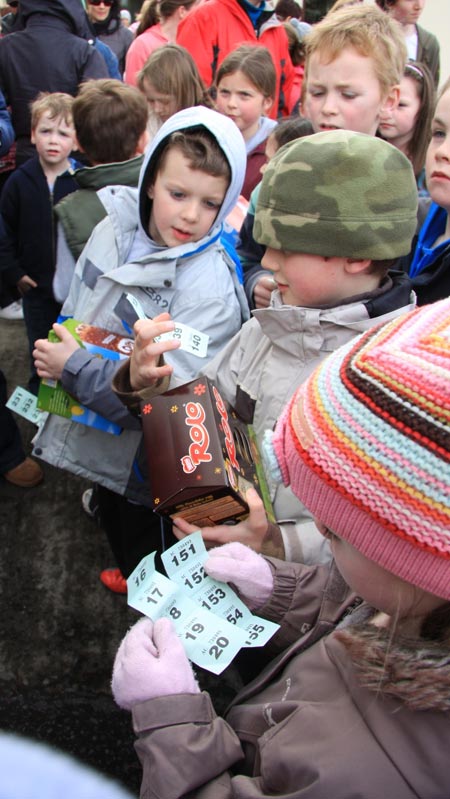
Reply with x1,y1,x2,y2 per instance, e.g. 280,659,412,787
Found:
0,157,78,296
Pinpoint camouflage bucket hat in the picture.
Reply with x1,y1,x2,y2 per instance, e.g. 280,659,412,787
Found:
254,130,418,259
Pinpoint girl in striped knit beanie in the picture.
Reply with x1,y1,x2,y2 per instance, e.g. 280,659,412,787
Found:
112,300,449,798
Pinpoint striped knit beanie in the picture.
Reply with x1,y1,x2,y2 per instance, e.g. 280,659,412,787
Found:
272,299,450,601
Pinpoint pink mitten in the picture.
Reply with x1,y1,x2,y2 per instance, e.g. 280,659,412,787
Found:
204,542,273,610
111,617,199,710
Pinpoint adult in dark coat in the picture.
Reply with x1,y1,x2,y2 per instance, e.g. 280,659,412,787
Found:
0,0,108,165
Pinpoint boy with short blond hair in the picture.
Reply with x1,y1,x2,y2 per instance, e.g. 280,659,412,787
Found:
243,3,408,308
303,3,406,133
0,91,78,393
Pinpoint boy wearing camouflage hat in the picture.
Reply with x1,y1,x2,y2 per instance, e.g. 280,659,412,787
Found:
242,4,407,308
114,129,418,567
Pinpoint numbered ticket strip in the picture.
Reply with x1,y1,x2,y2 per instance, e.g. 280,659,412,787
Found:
123,292,209,358
127,532,279,676
6,386,48,427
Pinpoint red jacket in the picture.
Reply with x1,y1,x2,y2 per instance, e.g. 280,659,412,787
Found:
177,0,294,118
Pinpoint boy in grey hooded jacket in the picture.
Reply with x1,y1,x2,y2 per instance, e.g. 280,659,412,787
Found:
32,106,249,583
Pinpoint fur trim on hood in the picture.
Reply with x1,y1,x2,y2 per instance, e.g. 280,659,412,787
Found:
336,622,450,712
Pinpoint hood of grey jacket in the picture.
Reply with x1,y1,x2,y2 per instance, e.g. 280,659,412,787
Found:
137,106,247,244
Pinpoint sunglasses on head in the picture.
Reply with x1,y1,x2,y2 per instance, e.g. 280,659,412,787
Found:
89,0,113,6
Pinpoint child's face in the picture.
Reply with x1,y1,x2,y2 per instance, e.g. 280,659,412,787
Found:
215,70,273,141
147,147,228,247
389,0,425,26
261,248,351,307
31,111,75,169
378,75,420,149
304,47,397,136
317,521,444,623
425,88,450,214
140,78,178,124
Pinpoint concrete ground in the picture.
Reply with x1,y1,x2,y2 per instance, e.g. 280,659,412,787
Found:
0,315,239,795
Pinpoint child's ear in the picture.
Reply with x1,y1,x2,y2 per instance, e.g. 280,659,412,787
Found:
344,258,372,274
146,184,154,200
30,129,36,145
380,84,400,117
263,96,274,117
136,130,150,155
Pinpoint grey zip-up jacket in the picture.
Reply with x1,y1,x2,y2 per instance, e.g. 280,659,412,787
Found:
113,273,415,562
201,276,415,563
33,107,249,503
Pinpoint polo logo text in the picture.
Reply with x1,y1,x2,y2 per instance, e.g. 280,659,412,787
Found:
180,402,212,474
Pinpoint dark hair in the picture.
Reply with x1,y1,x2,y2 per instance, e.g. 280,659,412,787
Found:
364,258,397,277
403,61,435,178
275,0,303,20
73,79,148,163
272,116,314,147
136,0,197,33
137,44,211,112
375,0,397,9
215,44,276,100
155,128,230,183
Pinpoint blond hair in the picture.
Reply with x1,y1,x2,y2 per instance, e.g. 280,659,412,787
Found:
304,4,406,98
30,92,74,130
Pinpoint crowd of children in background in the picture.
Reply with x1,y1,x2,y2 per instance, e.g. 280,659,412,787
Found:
0,0,450,796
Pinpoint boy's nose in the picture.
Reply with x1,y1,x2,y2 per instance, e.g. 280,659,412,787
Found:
261,248,280,272
181,201,200,222
321,94,338,115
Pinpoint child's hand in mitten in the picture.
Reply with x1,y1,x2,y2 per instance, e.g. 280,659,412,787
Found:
111,617,199,710
204,543,273,610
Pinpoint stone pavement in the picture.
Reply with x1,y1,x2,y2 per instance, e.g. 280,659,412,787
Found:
0,315,239,795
